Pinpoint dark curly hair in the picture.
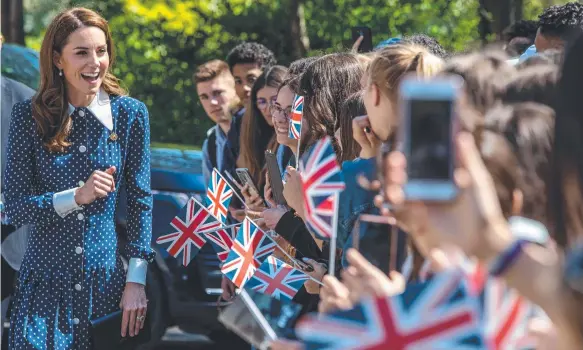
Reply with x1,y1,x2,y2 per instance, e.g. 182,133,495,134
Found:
502,20,539,42
226,42,276,71
402,34,448,59
538,2,583,40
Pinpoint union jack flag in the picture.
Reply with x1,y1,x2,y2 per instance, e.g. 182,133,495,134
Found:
456,259,542,350
288,94,303,140
300,137,345,240
296,270,485,349
204,226,238,262
245,256,310,302
156,197,221,266
221,217,277,288
204,169,234,223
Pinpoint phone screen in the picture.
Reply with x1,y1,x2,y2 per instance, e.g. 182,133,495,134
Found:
408,99,453,181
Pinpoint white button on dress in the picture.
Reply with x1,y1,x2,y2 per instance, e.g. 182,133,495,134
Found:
75,247,83,254
77,213,84,220
73,318,80,325
74,284,82,291
79,145,87,153
78,110,85,117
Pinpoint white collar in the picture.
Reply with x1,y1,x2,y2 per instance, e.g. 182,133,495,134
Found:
68,88,113,130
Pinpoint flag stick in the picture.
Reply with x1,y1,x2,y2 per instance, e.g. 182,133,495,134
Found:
197,222,242,235
213,167,249,210
328,192,340,276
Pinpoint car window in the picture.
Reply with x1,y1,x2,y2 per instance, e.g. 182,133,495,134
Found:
1,44,40,89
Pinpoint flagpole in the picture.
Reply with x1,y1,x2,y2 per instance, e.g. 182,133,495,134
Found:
295,139,300,169
197,222,242,235
213,167,249,210
328,192,340,276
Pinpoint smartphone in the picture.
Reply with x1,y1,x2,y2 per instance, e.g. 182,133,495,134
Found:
236,168,261,198
264,151,287,206
351,26,373,53
224,170,244,199
352,214,407,275
399,75,463,202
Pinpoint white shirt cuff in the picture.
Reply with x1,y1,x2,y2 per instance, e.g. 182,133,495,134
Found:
53,188,82,218
126,258,148,285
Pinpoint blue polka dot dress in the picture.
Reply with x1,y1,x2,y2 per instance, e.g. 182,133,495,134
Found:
4,95,155,349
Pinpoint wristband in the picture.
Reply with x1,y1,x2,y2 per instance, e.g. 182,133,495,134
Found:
488,239,526,277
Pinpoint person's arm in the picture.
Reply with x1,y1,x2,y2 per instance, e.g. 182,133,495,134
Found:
123,102,156,285
4,102,80,226
493,239,583,348
274,210,322,260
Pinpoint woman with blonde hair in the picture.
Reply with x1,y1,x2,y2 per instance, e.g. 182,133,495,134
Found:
4,8,154,348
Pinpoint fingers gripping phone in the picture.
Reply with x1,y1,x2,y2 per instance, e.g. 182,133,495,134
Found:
351,26,373,53
236,168,261,198
399,75,463,202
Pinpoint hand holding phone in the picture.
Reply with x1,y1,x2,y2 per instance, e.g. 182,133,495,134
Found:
399,74,464,202
265,151,287,206
236,168,262,198
351,26,373,53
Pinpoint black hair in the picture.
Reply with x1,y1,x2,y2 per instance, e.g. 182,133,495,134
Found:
538,2,583,40
402,34,448,59
226,42,277,71
502,20,539,42
288,56,319,77
506,37,534,57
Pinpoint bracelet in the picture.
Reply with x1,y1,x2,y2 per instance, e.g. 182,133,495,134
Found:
488,239,526,277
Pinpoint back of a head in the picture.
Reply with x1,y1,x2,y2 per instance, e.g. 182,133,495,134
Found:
486,103,555,225
299,53,364,151
502,20,538,43
442,50,515,117
538,2,583,42
506,37,534,57
284,56,319,94
500,63,559,108
402,34,448,59
226,42,276,71
518,49,564,68
366,44,444,100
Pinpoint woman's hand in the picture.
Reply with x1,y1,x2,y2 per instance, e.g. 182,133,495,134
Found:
351,34,364,53
283,167,304,217
74,166,116,205
120,282,147,337
229,207,246,222
221,276,236,301
261,206,288,230
303,258,327,294
241,184,266,212
342,249,405,304
319,275,352,314
381,132,514,261
352,116,381,159
269,339,304,350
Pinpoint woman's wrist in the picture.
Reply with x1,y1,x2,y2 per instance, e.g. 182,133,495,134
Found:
480,218,516,264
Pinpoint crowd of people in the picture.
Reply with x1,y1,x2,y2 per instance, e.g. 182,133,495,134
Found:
3,1,583,349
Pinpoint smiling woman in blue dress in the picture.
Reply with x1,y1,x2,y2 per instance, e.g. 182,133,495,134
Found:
4,8,154,349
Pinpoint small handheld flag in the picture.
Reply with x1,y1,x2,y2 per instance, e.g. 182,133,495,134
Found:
245,256,310,302
204,169,234,223
289,94,303,140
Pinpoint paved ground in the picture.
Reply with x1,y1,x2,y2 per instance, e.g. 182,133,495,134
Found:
152,327,215,349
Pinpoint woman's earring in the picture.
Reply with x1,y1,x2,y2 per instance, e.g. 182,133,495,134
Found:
59,70,63,77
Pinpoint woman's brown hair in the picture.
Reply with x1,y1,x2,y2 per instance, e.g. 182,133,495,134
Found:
237,65,288,189
34,7,125,152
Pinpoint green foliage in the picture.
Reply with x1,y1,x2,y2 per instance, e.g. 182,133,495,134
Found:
23,0,561,147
